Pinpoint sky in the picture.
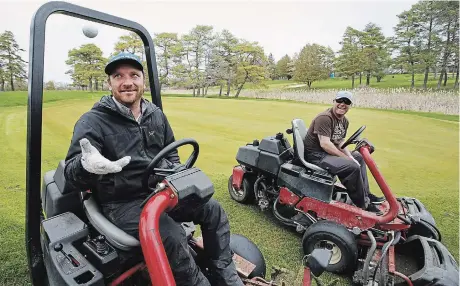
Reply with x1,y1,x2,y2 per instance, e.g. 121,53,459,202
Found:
1,0,419,83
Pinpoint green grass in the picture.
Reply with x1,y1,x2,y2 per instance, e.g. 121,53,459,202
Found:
0,92,458,285
240,73,458,91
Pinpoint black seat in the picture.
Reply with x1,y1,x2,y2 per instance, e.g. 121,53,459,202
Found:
83,196,141,251
291,119,350,199
291,119,334,175
44,160,196,251
83,191,196,252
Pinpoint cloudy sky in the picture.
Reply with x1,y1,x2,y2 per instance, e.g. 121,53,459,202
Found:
1,0,418,83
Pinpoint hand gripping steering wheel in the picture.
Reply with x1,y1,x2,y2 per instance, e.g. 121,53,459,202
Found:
341,126,366,149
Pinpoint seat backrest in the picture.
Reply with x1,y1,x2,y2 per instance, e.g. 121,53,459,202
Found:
291,119,327,173
292,119,308,160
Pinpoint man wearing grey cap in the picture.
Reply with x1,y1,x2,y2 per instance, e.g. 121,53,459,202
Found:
64,52,244,285
303,91,384,214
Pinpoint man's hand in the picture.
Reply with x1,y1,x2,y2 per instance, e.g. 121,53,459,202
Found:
80,138,131,175
339,139,353,157
319,135,350,159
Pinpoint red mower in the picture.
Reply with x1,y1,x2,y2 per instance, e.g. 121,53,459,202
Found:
25,2,333,286
229,119,459,286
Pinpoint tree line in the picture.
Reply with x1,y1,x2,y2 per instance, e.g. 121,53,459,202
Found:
63,27,267,97
0,0,458,93
275,1,459,89
0,31,27,91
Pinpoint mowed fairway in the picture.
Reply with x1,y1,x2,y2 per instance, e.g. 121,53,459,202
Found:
0,94,458,285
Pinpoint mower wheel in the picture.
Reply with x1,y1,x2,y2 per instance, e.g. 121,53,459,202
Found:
230,234,266,278
228,175,255,204
302,220,358,274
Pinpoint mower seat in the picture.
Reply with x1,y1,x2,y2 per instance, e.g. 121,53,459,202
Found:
291,118,333,176
83,195,197,252
83,196,140,251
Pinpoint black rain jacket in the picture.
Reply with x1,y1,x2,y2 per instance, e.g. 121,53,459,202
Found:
64,95,179,204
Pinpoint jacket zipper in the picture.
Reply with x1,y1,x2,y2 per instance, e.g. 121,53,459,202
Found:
136,109,156,159
100,97,157,159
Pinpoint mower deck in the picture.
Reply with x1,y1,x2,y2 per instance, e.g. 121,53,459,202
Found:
354,234,459,286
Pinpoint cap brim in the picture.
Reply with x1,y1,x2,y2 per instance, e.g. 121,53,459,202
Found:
105,59,143,75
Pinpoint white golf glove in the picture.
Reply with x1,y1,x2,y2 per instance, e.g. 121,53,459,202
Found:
349,156,361,167
80,138,131,175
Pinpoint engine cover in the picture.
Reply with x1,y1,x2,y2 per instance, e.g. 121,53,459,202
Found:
165,167,215,210
236,135,293,176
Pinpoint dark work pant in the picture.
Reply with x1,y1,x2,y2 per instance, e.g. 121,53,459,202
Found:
307,151,370,208
102,198,243,286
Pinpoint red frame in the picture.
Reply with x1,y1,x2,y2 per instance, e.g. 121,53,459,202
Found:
291,145,410,232
232,165,245,189
279,187,300,206
110,144,403,286
138,186,178,285
109,263,146,286
104,180,321,286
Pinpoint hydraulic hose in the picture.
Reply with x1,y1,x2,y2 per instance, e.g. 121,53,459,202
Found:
391,231,401,245
273,198,297,227
419,218,442,241
372,231,395,284
362,230,377,283
393,271,414,286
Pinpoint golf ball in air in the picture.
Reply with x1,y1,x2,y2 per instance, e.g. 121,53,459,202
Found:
82,25,98,38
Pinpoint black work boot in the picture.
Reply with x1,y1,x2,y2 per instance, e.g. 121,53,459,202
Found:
369,193,385,204
367,204,383,215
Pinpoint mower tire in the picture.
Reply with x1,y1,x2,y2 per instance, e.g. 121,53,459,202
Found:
230,234,266,278
302,220,358,274
228,175,255,204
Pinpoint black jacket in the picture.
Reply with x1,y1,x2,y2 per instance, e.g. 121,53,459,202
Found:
64,95,180,204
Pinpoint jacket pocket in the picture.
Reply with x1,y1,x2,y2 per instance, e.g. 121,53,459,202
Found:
143,126,164,149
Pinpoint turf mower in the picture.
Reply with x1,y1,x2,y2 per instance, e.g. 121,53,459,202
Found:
229,119,459,286
25,2,333,285
38,144,334,286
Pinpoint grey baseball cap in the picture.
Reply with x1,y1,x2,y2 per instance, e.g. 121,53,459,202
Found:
105,52,144,75
335,91,353,103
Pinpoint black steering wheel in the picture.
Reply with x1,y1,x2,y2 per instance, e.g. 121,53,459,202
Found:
142,138,199,193
341,126,366,149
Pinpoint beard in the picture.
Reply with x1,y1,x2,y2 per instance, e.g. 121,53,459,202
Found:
113,87,144,107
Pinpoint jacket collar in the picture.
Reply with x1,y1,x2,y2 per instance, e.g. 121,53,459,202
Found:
94,95,158,122
111,96,147,122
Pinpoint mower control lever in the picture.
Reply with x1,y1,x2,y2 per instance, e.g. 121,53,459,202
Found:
94,235,110,255
53,243,80,267
53,243,63,252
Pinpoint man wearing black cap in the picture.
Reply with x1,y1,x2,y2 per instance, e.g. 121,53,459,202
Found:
303,91,385,214
64,52,244,285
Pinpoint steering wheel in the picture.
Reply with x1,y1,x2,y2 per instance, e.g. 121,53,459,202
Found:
341,126,366,149
142,138,199,193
